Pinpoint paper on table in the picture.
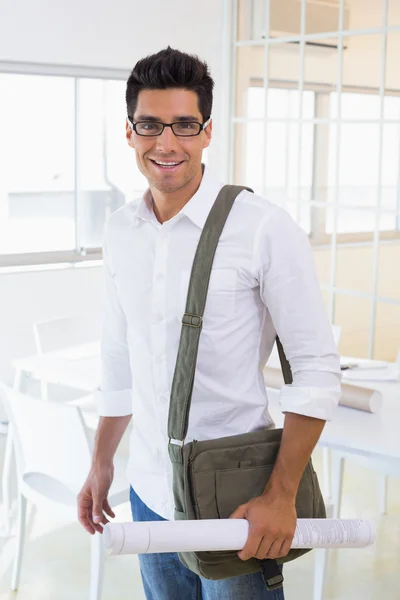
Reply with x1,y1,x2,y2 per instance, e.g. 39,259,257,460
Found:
342,362,399,382
263,367,382,413
103,518,376,556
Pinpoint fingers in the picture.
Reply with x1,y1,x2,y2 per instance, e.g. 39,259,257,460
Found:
255,535,293,561
77,503,96,535
238,524,294,561
238,525,263,561
77,488,95,534
77,489,114,535
278,538,292,559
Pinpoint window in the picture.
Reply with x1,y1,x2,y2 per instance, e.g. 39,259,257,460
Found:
0,70,147,266
231,0,400,361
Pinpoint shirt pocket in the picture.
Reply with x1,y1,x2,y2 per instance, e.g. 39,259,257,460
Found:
179,268,238,322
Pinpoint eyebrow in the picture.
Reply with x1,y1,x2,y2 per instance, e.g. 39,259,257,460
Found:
135,115,200,122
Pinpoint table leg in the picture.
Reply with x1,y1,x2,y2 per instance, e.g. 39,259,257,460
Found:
321,447,331,499
1,425,14,534
332,452,345,519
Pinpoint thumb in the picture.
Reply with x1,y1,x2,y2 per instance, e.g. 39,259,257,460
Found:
229,504,247,520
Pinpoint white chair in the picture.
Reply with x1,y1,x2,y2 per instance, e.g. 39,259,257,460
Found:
33,313,101,355
32,313,101,402
33,312,101,429
2,315,101,533
0,382,129,600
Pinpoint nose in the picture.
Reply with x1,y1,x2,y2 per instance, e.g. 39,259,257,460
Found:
155,125,179,153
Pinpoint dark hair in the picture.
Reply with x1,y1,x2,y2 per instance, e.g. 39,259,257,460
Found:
126,46,214,122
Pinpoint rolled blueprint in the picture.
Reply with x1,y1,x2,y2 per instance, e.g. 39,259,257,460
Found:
263,367,382,413
339,383,382,413
103,518,376,556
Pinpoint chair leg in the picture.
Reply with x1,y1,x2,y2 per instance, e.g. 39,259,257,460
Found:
321,448,331,499
313,549,329,600
379,475,388,515
331,453,345,519
90,532,105,600
2,428,14,534
11,494,27,591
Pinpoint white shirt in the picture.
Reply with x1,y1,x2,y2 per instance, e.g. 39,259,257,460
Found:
96,166,341,520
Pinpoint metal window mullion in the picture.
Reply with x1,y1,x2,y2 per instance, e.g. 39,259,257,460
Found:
283,91,291,209
234,24,400,47
319,284,400,307
0,60,129,80
328,0,345,324
228,0,239,184
262,1,272,200
396,108,400,230
222,0,235,183
74,78,81,254
232,116,400,125
311,92,331,240
369,0,389,359
295,0,306,224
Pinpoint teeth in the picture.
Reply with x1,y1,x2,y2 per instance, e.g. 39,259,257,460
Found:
154,160,180,166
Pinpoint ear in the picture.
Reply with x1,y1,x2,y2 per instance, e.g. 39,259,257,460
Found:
203,118,212,150
126,119,135,149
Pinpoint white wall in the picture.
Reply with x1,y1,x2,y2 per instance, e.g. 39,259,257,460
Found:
0,0,228,406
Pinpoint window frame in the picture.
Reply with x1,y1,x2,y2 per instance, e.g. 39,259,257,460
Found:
243,78,400,245
0,61,130,268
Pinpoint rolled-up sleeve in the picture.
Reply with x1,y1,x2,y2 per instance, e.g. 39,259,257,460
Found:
256,207,341,421
95,234,133,417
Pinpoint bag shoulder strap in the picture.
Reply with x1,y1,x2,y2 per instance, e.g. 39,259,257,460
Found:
167,184,292,444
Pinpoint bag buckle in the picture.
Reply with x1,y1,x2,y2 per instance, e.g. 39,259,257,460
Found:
169,438,185,447
259,559,284,591
182,313,203,328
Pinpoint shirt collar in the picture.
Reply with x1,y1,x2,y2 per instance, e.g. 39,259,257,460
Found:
133,165,223,230
181,166,223,229
135,188,159,225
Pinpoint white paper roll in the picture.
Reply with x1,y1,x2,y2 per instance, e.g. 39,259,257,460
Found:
263,367,382,413
103,518,376,556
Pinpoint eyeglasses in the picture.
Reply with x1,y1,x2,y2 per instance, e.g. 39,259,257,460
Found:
127,116,211,137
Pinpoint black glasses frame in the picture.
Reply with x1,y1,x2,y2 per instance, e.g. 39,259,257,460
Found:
127,116,211,137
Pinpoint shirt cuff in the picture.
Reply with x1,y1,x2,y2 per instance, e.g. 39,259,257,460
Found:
95,388,132,417
279,384,341,421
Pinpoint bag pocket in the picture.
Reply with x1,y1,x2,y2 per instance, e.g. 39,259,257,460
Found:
215,464,274,519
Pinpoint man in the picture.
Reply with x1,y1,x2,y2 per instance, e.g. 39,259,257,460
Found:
77,47,341,599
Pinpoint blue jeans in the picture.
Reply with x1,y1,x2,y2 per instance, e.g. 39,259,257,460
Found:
130,487,285,600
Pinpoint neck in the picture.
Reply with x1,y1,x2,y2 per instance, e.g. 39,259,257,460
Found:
150,167,204,224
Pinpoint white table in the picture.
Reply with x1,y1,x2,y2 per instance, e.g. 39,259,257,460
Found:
267,379,400,463
12,341,101,393
266,378,400,515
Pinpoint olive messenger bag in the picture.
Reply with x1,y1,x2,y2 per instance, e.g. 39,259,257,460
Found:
167,184,326,590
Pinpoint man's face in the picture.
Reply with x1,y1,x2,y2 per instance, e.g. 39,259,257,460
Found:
126,88,212,194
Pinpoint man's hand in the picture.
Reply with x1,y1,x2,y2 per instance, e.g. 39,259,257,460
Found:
229,491,297,561
77,464,116,535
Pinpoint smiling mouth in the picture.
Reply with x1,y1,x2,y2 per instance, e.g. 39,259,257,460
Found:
150,159,184,170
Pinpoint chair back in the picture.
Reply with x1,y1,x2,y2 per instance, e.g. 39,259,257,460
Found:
33,313,101,354
0,383,93,493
